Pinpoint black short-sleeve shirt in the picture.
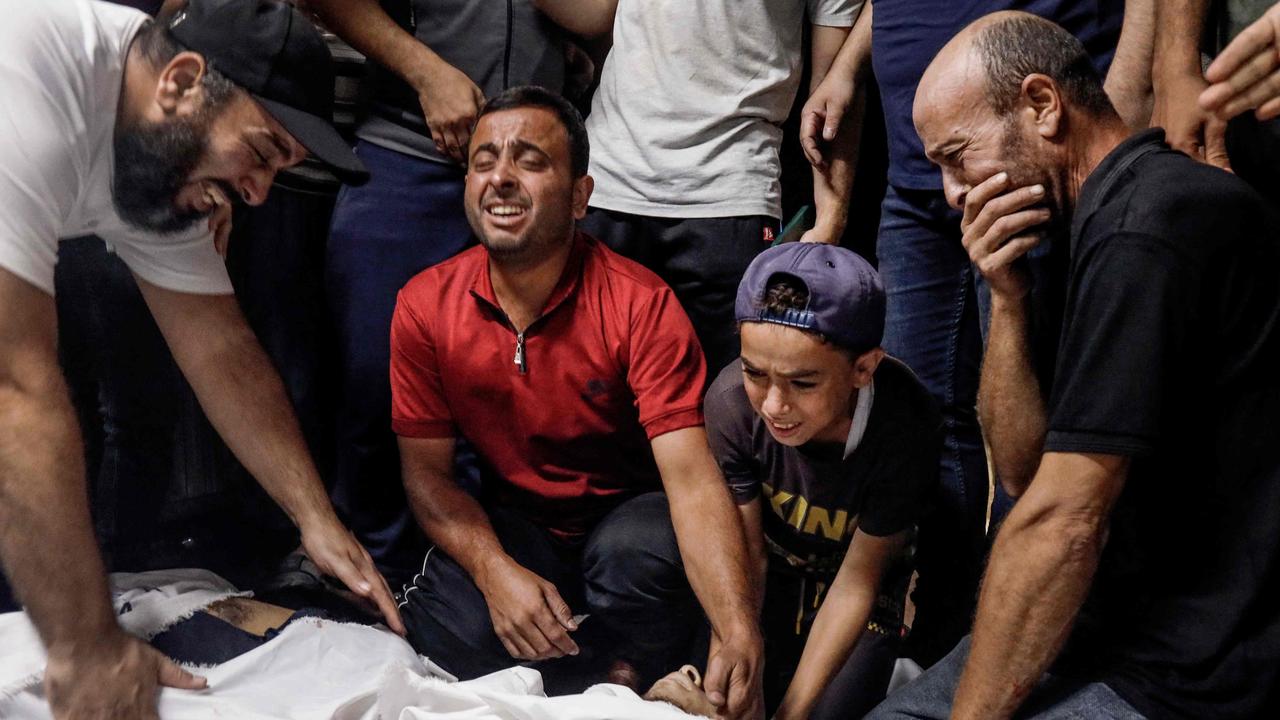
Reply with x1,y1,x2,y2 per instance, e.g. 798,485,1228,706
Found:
1041,130,1280,719
705,357,941,575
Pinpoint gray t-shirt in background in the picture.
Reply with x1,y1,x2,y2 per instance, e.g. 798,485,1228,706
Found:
357,0,566,164
586,0,860,220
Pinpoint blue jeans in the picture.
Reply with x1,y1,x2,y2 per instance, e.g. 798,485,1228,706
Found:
867,636,1146,719
877,186,991,667
325,141,474,586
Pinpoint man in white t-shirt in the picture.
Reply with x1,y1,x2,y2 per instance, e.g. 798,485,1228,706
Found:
0,1,405,718
532,0,863,374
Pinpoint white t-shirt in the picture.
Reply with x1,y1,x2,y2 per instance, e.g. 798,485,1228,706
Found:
585,0,860,221
0,0,233,297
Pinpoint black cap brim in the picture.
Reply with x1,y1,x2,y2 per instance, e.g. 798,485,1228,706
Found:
256,96,370,186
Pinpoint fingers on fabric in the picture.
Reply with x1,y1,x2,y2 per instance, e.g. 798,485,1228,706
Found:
156,653,207,691
372,570,406,635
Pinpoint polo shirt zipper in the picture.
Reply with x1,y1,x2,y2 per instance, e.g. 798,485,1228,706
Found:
514,331,527,375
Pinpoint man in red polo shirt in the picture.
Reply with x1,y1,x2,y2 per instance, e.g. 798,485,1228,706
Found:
389,86,763,718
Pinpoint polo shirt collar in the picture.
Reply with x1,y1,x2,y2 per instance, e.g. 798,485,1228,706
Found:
1072,128,1166,242
470,231,589,320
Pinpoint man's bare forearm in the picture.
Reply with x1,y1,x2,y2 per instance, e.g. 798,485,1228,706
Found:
952,453,1127,720
1106,0,1155,128
809,24,856,242
398,437,512,586
0,277,116,649
1154,0,1210,76
0,374,116,645
825,1,874,85
654,431,757,636
308,0,448,91
978,293,1046,496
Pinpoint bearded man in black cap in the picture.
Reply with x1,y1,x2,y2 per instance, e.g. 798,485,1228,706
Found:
0,1,402,718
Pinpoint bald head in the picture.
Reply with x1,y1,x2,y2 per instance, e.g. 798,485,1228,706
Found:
917,11,1114,125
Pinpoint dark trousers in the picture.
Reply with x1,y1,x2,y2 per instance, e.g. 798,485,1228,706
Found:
578,208,776,376
55,237,184,567
876,186,991,667
400,492,697,693
326,141,475,586
867,636,1145,719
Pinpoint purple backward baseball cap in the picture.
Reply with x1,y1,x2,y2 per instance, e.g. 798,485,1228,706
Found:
734,242,885,352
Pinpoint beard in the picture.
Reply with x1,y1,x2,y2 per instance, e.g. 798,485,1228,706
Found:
999,117,1068,236
111,100,222,235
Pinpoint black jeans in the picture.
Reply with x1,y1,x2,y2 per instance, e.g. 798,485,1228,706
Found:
400,492,698,693
578,208,776,377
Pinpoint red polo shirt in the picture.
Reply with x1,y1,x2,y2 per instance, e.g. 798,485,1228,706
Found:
390,232,706,539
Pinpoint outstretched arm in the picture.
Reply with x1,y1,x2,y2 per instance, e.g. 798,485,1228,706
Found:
653,427,764,720
136,279,403,633
0,269,205,720
951,452,1128,720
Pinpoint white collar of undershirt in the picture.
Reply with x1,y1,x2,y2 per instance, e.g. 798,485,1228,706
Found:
843,379,875,460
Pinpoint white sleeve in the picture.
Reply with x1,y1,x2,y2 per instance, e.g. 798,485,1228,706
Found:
105,224,234,295
0,61,80,296
808,0,860,26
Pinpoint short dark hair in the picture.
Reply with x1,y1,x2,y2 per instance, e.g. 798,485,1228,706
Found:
132,19,238,108
974,14,1115,118
756,274,859,358
476,86,590,178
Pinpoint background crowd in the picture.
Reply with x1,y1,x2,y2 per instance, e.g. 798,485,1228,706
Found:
1,0,1279,719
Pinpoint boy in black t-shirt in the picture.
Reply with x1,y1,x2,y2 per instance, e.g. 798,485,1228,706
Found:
704,242,941,720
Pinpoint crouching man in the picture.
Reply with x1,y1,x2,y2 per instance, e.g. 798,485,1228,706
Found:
390,86,764,719
870,11,1280,719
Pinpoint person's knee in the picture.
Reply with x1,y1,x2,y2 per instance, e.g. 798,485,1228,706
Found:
583,494,687,612
402,550,500,656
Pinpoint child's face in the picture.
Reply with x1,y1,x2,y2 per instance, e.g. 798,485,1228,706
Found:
739,323,875,447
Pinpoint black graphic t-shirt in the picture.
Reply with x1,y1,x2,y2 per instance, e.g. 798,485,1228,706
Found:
706,357,941,575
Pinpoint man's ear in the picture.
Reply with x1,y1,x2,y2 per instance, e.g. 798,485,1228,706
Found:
154,51,208,116
1022,73,1063,139
850,347,885,388
572,174,595,220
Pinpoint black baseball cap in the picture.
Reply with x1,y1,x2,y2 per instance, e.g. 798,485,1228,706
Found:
735,242,885,352
168,0,369,185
